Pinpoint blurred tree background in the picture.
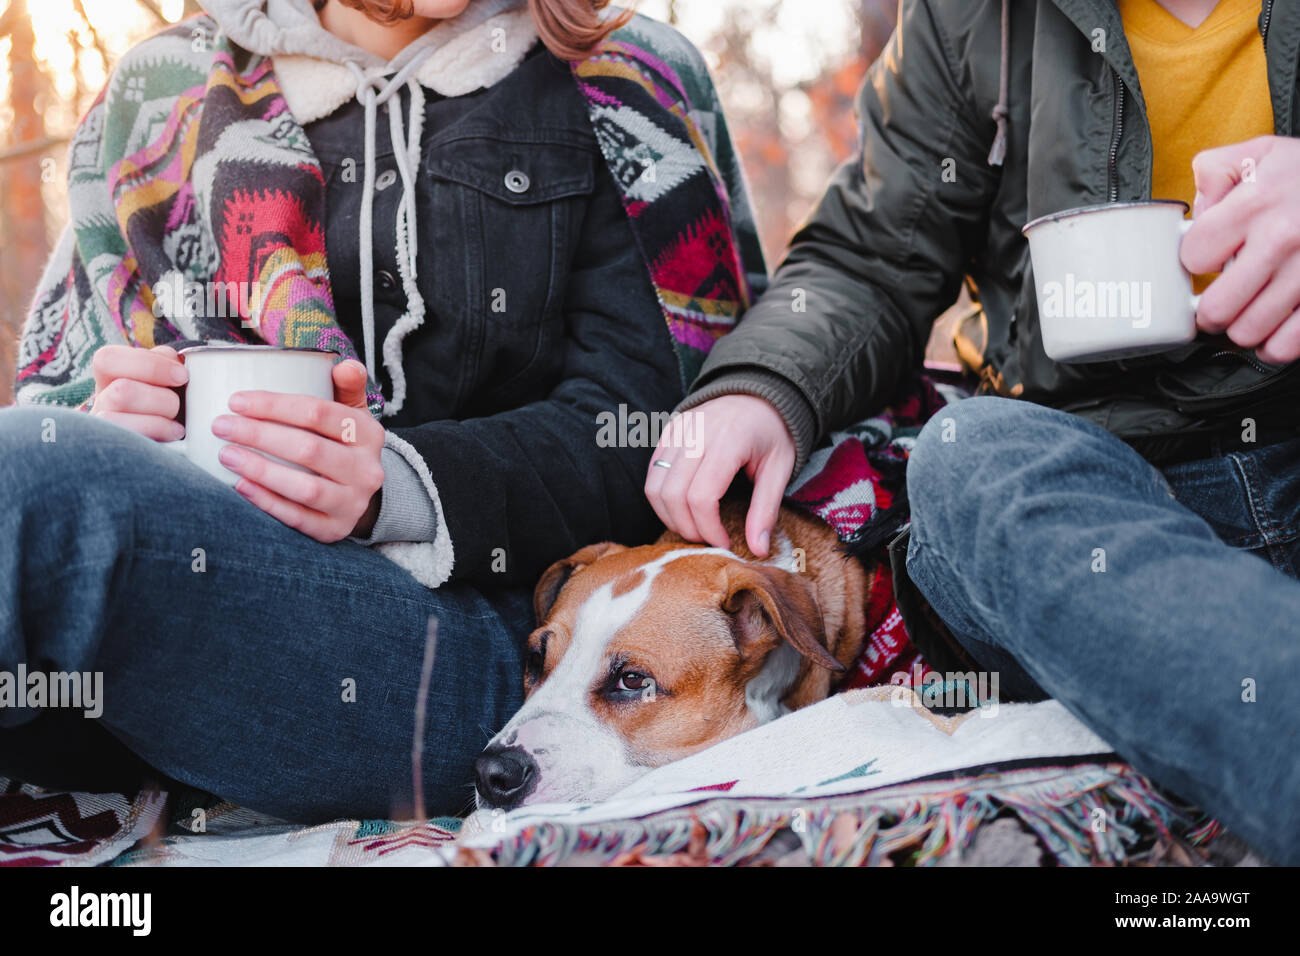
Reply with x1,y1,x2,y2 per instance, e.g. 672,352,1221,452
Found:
1,0,961,406
1,0,202,401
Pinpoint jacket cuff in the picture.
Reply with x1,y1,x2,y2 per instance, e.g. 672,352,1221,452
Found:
676,367,819,477
350,445,442,546
349,433,456,590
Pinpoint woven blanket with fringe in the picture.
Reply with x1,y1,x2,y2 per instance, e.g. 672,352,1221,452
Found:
1,689,1221,866
447,688,1220,866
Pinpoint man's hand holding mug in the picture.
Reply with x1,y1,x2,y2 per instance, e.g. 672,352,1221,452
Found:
1183,134,1300,363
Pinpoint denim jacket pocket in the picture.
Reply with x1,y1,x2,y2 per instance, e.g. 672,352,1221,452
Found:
423,134,596,324
421,134,597,407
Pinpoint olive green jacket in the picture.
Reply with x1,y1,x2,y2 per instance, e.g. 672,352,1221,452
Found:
684,0,1300,472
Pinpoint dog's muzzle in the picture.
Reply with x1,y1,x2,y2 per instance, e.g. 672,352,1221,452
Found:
474,744,539,810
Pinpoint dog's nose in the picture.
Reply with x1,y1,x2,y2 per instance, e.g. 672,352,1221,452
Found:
474,744,538,809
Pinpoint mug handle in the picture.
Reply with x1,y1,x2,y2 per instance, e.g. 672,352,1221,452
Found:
161,363,189,458
1178,218,1204,315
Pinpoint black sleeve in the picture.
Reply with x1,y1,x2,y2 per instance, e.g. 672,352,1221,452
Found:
390,164,684,587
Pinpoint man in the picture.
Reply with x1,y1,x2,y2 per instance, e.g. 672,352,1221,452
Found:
646,0,1300,863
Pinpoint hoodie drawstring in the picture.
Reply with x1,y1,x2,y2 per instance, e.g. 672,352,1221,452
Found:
347,47,433,416
987,0,1010,167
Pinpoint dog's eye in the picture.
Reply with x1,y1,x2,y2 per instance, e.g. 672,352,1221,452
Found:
617,672,655,694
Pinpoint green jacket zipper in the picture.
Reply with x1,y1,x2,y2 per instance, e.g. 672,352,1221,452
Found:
1107,68,1126,202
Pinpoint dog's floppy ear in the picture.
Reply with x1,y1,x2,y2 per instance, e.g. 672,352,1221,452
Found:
533,542,626,623
721,564,842,672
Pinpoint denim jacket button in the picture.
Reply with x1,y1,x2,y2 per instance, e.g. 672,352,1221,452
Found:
504,169,530,194
375,169,397,191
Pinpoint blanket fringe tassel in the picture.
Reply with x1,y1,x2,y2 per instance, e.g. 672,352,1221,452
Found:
467,763,1217,867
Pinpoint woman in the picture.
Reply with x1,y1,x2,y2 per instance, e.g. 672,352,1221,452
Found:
1,0,763,821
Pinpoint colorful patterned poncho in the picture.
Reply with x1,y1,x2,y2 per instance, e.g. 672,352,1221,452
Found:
15,12,765,413
15,10,940,681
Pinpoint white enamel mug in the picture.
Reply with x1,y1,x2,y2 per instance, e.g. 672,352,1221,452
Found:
1022,199,1200,363
164,345,337,486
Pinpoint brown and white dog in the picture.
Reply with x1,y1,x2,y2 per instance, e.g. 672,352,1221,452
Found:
473,502,874,810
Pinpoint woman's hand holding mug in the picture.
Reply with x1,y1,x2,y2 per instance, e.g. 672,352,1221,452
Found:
90,344,188,441
92,344,384,542
212,359,386,543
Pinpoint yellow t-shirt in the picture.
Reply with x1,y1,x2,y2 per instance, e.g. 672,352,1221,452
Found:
1119,0,1274,213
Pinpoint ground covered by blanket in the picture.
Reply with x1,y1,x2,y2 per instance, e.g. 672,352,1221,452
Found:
2,689,1233,867
447,688,1226,867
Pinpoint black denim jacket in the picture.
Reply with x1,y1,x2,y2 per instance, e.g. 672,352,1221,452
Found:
304,46,682,586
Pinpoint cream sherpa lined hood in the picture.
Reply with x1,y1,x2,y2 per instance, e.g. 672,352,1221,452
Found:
202,0,537,120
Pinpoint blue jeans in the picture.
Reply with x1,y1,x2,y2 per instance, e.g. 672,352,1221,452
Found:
906,396,1300,864
0,407,531,822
